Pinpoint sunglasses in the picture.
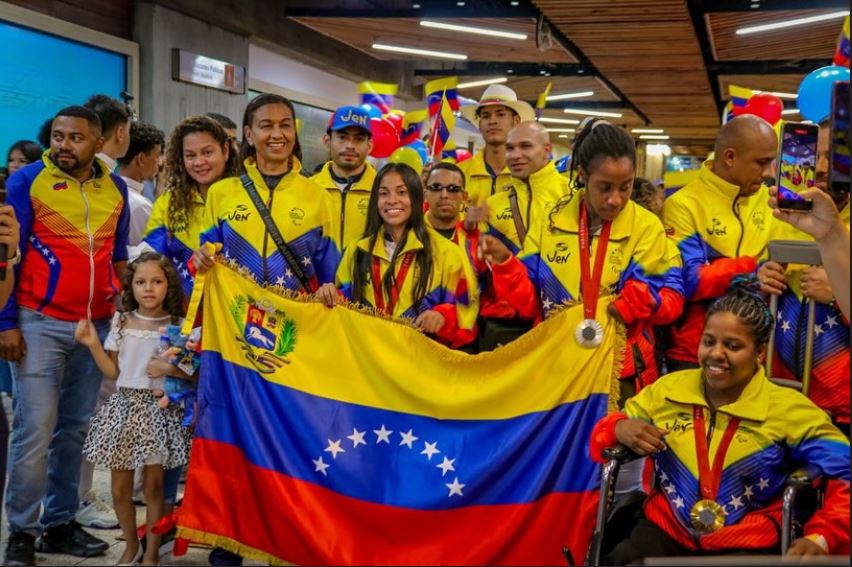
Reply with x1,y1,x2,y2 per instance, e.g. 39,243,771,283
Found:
425,183,464,194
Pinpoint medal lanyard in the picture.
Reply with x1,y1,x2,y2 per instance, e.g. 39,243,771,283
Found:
371,252,415,315
692,406,740,501
578,200,612,321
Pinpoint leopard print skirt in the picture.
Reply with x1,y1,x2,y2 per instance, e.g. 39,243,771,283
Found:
83,387,191,470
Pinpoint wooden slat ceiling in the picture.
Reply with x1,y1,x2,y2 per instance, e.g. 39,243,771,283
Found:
459,75,619,103
533,0,721,142
293,17,575,63
707,10,839,61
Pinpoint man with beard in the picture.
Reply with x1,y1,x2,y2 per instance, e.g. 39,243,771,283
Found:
759,118,851,435
459,84,535,209
311,105,376,251
0,106,129,566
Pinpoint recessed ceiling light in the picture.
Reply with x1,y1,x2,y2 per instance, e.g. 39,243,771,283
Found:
456,1,466,6
511,1,520,5
372,43,467,60
546,90,594,101
546,128,576,133
457,77,508,89
413,3,421,7
558,134,569,138
539,117,581,125
419,20,527,40
736,11,847,35
781,108,800,115
631,128,664,133
563,108,623,118
639,134,670,140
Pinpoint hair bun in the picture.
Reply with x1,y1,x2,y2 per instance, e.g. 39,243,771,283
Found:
729,274,763,300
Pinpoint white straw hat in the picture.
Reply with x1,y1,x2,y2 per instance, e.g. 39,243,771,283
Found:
460,84,536,124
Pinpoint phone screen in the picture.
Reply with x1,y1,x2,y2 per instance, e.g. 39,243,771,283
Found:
777,123,819,210
830,81,850,195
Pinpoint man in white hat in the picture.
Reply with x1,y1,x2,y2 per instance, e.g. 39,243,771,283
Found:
459,84,535,208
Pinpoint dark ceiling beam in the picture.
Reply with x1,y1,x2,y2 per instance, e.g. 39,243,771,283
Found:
696,0,847,11
541,17,651,124
685,0,725,115
414,62,594,76
710,59,834,75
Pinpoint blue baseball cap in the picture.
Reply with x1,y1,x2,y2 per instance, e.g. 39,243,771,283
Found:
327,106,372,137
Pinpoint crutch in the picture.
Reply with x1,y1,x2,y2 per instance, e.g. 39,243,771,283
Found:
765,240,821,396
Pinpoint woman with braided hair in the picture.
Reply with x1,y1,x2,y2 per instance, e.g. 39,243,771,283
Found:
590,277,850,563
481,118,680,396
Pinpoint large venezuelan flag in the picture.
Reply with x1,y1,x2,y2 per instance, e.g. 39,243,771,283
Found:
178,262,622,565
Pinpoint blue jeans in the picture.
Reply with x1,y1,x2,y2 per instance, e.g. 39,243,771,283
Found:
5,309,109,535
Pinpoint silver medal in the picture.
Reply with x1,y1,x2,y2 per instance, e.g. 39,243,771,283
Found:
575,318,604,348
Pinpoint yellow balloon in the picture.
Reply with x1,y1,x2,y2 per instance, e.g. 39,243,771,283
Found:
388,146,423,175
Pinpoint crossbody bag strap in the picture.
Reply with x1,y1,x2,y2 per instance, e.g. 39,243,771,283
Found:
240,174,313,292
507,187,528,246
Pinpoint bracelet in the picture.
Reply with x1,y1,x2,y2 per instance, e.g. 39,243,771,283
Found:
5,247,20,269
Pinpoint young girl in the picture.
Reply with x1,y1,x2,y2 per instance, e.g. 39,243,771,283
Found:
590,278,850,564
330,162,478,348
76,253,191,566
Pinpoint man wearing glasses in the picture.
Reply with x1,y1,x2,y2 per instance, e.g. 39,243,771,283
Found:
425,162,468,242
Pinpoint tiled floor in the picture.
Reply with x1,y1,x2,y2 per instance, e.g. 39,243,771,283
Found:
1,394,263,566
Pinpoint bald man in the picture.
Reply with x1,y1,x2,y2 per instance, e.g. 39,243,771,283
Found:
469,121,571,254
663,115,778,369
465,121,571,350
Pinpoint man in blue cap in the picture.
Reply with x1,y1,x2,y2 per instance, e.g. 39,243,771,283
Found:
310,105,376,251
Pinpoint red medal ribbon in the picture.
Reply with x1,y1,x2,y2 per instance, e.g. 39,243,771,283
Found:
371,251,415,315
578,200,612,320
692,405,741,500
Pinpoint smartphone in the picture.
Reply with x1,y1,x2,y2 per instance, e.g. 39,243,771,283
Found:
776,122,819,211
829,80,850,195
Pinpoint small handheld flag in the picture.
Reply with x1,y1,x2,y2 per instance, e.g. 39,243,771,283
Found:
535,82,552,120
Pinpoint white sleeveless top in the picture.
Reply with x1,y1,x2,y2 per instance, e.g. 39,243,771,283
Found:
104,311,183,390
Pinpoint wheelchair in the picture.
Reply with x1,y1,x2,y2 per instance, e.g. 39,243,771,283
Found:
582,445,826,566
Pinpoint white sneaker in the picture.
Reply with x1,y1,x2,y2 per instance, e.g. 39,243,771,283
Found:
77,492,119,529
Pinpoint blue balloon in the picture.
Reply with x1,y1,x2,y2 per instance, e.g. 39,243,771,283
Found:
554,155,571,173
797,65,850,122
359,103,382,120
406,139,429,164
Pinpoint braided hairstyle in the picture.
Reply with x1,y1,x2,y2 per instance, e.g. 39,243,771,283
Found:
548,117,636,228
705,275,773,346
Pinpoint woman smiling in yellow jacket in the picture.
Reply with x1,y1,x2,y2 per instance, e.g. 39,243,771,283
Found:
331,163,478,349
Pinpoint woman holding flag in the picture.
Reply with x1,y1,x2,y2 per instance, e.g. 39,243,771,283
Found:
331,163,478,348
481,118,680,400
192,94,340,294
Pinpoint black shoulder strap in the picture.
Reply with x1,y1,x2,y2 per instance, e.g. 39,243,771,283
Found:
239,174,313,292
507,187,528,246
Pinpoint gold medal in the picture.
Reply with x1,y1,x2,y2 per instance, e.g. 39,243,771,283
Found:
690,498,727,533
575,318,604,348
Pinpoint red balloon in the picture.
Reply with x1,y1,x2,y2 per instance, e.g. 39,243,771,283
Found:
455,149,472,163
743,93,783,125
384,112,404,136
369,118,400,158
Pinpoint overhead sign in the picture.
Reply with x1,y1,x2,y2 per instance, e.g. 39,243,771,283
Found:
172,49,245,94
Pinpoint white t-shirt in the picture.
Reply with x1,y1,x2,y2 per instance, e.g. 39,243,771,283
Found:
104,311,182,390
121,176,154,248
